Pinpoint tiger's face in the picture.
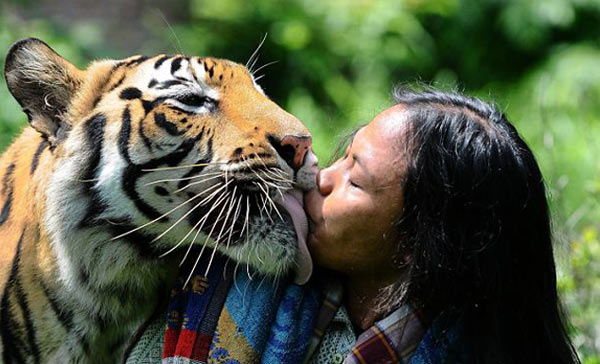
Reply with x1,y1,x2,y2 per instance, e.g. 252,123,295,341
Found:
5,38,317,281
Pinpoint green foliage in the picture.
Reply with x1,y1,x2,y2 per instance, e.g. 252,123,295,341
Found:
0,0,599,359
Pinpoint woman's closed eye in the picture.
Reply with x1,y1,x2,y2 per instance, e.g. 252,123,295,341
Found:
349,179,362,189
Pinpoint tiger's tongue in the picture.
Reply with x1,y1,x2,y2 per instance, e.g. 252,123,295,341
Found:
277,189,313,285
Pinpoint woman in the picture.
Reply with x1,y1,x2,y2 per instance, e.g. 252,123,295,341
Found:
303,87,580,364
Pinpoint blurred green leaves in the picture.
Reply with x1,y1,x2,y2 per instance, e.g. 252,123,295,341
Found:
0,0,599,359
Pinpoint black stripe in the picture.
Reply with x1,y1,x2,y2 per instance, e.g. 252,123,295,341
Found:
138,117,153,153
141,96,168,116
118,108,134,164
78,335,90,356
79,268,90,288
2,162,15,195
119,106,198,221
38,278,74,332
170,57,183,75
92,66,122,108
119,108,162,220
112,229,162,259
148,79,158,88
30,140,48,175
166,105,193,115
177,137,213,190
13,258,41,363
154,55,171,69
108,74,127,93
121,153,188,221
0,294,25,364
119,87,142,100
0,195,12,227
156,80,182,90
129,56,149,66
1,234,27,363
140,138,196,169
154,186,168,196
79,114,107,228
113,226,163,260
0,162,15,227
117,56,149,68
154,113,185,136
92,95,102,109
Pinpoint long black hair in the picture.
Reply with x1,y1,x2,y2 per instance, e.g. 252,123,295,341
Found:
384,87,579,364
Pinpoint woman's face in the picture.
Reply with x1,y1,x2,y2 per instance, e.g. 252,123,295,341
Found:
304,105,409,277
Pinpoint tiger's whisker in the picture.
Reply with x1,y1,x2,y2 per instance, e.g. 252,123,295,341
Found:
111,189,211,241
213,187,237,248
246,33,267,70
141,162,227,172
255,242,265,265
182,240,209,289
225,194,243,249
265,190,284,222
255,155,293,184
256,183,274,224
204,189,237,276
159,190,223,258
173,174,223,193
256,192,265,221
251,60,279,76
204,241,220,277
77,178,100,183
252,169,286,191
152,180,230,243
246,260,253,281
144,172,222,186
233,261,242,295
181,191,231,286
184,190,231,286
243,195,251,242
179,191,230,266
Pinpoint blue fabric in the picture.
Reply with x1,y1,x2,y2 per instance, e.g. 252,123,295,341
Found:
211,271,320,364
408,317,466,364
262,283,320,364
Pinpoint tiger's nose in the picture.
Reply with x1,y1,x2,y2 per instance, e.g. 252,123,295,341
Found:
269,135,312,170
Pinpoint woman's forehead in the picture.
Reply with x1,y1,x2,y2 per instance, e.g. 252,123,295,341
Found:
355,106,408,151
352,106,409,187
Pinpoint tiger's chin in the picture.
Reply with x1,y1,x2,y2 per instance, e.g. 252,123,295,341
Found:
220,206,298,280
164,187,309,284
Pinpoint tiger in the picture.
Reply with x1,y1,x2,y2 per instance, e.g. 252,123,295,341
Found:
0,38,318,363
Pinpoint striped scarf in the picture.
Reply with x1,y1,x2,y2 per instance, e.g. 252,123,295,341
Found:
162,252,320,364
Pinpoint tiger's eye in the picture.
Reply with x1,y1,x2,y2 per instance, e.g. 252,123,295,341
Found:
177,94,205,107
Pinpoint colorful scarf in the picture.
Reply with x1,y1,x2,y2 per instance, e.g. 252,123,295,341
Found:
162,252,320,364
343,305,426,364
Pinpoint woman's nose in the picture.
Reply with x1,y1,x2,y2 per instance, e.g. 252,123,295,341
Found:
317,167,334,196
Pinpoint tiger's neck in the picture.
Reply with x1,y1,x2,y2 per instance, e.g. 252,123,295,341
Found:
0,128,179,362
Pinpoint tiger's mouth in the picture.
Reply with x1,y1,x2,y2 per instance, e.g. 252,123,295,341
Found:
146,150,317,282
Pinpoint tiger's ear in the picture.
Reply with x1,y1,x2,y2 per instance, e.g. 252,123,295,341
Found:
4,38,84,146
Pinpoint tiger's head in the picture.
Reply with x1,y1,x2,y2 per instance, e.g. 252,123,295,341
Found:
4,38,317,282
